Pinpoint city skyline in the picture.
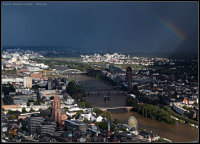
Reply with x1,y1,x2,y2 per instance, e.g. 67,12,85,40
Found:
1,2,199,142
2,48,198,142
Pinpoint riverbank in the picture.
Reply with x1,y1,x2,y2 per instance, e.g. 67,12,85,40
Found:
70,74,198,142
110,109,198,142
164,106,198,126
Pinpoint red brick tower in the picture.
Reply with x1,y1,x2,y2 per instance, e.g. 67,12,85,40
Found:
52,89,61,125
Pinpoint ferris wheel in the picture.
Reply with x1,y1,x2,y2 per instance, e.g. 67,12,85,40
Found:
128,116,138,130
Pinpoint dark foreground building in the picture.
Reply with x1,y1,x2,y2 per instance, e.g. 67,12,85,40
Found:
27,116,45,134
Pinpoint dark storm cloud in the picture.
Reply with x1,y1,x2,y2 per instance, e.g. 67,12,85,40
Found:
2,1,198,53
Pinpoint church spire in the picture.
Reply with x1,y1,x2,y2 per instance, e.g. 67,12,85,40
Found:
54,88,60,100
52,88,61,125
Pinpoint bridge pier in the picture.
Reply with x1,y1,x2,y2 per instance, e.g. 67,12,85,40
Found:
126,107,132,112
102,109,107,112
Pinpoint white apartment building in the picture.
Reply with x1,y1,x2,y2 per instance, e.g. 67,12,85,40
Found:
24,77,32,88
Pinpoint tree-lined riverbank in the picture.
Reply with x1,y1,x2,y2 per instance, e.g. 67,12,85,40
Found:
70,74,198,142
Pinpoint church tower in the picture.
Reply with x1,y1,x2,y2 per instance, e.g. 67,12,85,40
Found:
52,89,61,125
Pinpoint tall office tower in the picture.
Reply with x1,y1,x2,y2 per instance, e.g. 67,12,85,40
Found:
126,66,132,83
24,77,32,88
48,78,53,90
51,89,61,125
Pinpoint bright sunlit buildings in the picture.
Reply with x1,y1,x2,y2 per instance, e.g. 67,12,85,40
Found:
23,77,32,88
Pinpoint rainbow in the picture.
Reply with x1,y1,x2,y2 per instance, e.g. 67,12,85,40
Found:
152,15,186,41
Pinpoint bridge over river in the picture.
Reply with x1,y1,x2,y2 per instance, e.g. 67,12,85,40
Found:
85,89,126,96
62,73,198,142
95,106,133,112
83,86,121,92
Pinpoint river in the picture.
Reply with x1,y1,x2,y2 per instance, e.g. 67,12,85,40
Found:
69,74,198,142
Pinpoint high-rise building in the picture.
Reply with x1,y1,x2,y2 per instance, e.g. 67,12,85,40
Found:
51,89,61,125
48,78,53,90
23,77,32,88
125,66,132,83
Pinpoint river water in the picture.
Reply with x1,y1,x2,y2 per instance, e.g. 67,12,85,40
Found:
69,74,198,142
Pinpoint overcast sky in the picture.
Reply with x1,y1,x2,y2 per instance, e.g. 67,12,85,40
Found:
2,1,198,53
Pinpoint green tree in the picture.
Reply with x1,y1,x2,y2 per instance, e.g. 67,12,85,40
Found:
65,108,69,112
85,101,92,108
7,110,20,115
21,126,27,132
66,81,80,96
78,101,92,108
78,102,86,108
184,111,189,117
135,104,176,124
95,121,116,132
79,96,85,102
8,114,19,120
50,96,54,100
22,108,27,113
182,105,192,111
28,99,34,103
192,102,197,106
157,138,170,143
119,127,127,132
83,118,89,123
95,121,107,131
73,110,83,119
126,96,138,109
31,85,40,90
113,118,120,125
93,108,103,116
33,98,43,105
102,111,111,120
30,108,35,112
131,85,140,96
